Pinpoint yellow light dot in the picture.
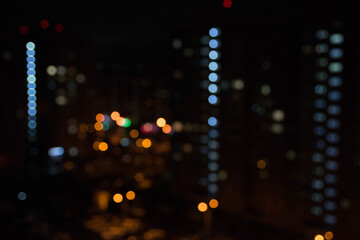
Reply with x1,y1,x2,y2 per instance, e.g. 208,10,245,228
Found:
130,129,139,138
134,173,144,182
136,138,143,148
79,123,88,133
198,202,208,212
116,117,125,126
93,141,100,150
96,113,105,122
209,199,219,209
142,138,152,148
162,124,172,134
111,111,120,121
324,232,333,240
99,142,108,151
257,159,266,169
156,117,166,127
113,193,123,203
94,122,103,131
314,235,324,240
126,191,135,200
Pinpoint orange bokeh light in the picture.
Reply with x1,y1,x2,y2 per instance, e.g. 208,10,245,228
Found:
96,113,105,122
111,111,120,121
162,124,172,134
99,142,108,151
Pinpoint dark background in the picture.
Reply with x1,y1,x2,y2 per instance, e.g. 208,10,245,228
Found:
0,1,359,239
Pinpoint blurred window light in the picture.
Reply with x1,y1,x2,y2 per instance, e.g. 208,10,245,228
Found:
328,91,341,101
209,39,219,49
208,117,218,127
312,179,324,189
327,105,341,115
208,73,218,82
314,99,327,109
313,126,326,136
324,187,338,197
328,62,343,73
324,201,337,211
326,133,340,143
323,214,337,225
208,84,218,93
209,50,219,60
311,206,323,215
316,30,329,39
329,48,343,59
329,34,344,44
325,160,339,171
208,61,219,71
48,147,64,157
327,119,340,129
328,77,342,87
208,95,218,104
326,146,339,157
315,44,328,53
314,84,327,95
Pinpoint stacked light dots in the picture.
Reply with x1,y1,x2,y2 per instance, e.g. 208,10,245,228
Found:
26,42,37,143
311,29,343,229
206,27,221,197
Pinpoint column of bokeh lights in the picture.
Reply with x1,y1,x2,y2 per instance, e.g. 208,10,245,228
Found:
312,29,343,230
206,27,221,197
26,42,37,143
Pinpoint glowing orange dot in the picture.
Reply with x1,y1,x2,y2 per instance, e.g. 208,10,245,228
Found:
314,235,324,240
111,111,120,121
156,117,166,127
99,142,108,151
142,139,152,148
324,232,333,240
79,123,88,133
136,138,143,148
209,199,219,209
116,117,125,126
126,191,135,200
130,129,139,138
257,160,266,169
162,124,172,134
93,141,100,150
96,113,105,122
198,202,208,212
94,122,103,131
113,193,123,203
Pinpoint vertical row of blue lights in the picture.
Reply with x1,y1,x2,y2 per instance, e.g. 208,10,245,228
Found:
312,29,343,227
26,42,37,143
207,27,221,197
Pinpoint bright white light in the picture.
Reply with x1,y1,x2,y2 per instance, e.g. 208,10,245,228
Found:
26,42,35,50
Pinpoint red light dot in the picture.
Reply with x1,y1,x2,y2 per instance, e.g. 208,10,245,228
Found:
40,20,50,29
223,0,232,8
55,24,64,32
19,25,28,34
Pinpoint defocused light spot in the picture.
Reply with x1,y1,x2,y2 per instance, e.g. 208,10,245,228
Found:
110,111,120,120
130,129,139,138
113,193,123,203
261,84,271,95
48,147,64,157
99,142,108,151
126,191,135,200
135,173,144,182
198,202,208,212
232,79,244,90
208,117,218,126
123,118,131,128
272,110,284,121
172,38,182,49
96,113,105,122
257,160,266,169
223,0,232,8
76,73,86,83
156,117,166,127
209,28,220,37
314,234,324,240
208,95,218,104
136,138,143,148
94,122,103,131
324,231,333,240
18,192,27,200
142,139,152,148
209,39,219,49
208,72,218,82
20,25,29,34
120,138,130,147
79,123,88,132
329,33,344,44
209,199,219,208
93,141,100,150
172,121,184,132
55,23,64,32
162,124,172,134
40,20,49,28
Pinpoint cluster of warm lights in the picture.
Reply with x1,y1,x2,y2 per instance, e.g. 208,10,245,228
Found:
93,141,108,151
113,191,136,203
314,231,333,240
197,199,219,212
